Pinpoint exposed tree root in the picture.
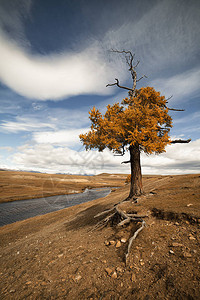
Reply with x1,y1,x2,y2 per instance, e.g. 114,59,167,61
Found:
93,199,148,264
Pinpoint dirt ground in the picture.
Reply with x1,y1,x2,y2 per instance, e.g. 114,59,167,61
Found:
0,174,200,299
0,171,127,203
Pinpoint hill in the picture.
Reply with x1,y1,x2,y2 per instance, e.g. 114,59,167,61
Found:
0,174,199,299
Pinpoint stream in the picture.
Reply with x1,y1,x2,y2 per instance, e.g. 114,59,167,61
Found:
0,187,111,227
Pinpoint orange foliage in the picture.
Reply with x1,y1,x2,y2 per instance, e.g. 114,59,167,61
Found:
80,87,172,155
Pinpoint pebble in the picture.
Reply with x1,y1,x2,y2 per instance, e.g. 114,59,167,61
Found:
116,241,122,248
109,240,116,246
9,289,16,293
104,240,109,246
105,268,113,276
172,242,184,247
169,250,175,254
74,274,82,281
187,203,193,207
111,271,117,279
26,281,32,285
189,234,196,241
58,253,64,258
121,238,127,243
116,267,124,273
183,252,192,258
131,273,136,282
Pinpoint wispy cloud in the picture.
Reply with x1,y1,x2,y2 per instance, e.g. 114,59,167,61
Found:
150,68,200,104
0,116,56,133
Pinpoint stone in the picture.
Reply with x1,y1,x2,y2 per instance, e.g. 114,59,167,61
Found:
74,274,82,281
105,268,113,276
172,242,184,247
121,238,127,243
9,289,16,293
187,203,193,207
169,250,175,254
111,271,117,279
183,252,192,258
116,267,124,273
58,253,63,258
189,234,196,240
116,240,122,248
131,273,136,282
26,281,32,285
104,240,109,246
109,240,116,246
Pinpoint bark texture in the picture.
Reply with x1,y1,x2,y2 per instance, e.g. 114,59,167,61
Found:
129,144,143,198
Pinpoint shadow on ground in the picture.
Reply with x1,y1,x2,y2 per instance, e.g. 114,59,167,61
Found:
64,203,112,231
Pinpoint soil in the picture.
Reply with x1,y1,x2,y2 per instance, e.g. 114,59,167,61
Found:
0,173,200,299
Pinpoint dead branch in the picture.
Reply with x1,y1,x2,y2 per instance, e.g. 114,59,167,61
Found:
171,139,191,144
108,49,138,97
168,108,185,111
136,75,147,82
106,78,133,93
166,95,173,102
125,220,145,264
121,160,131,164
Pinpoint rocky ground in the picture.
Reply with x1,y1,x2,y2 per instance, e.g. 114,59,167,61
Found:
0,174,199,299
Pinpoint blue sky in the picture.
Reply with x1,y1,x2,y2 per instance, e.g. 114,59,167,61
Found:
0,0,199,175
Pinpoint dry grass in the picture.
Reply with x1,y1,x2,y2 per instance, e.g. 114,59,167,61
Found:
0,173,199,299
0,171,127,203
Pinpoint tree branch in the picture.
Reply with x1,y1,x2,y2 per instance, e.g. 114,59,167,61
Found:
121,160,131,164
168,108,185,111
136,75,147,82
108,49,138,97
106,78,134,93
171,139,191,144
166,95,173,102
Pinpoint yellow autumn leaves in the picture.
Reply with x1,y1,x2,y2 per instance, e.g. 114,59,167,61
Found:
79,87,172,155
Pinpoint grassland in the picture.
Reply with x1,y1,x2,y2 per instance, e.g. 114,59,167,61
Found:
0,172,199,299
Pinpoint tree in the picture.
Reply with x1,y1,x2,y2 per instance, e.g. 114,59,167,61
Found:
80,50,190,199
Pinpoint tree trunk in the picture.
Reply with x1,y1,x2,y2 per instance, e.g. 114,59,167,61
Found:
128,144,143,198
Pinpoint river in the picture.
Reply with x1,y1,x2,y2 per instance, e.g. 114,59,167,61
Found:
0,188,111,227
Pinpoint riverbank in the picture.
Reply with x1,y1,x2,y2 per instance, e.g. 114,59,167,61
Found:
0,187,111,227
0,171,127,203
0,174,199,299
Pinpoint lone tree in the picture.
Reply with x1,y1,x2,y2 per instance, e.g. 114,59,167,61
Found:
80,50,190,200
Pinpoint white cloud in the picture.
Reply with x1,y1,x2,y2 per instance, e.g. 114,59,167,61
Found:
0,116,56,133
141,139,200,174
9,139,200,175
33,128,89,146
0,146,13,152
150,68,200,104
0,31,125,100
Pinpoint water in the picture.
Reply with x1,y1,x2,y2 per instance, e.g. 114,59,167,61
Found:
0,188,111,227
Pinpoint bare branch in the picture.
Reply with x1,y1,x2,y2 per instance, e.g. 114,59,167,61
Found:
121,160,131,164
136,75,147,83
166,95,173,102
171,139,191,144
106,78,134,93
133,60,140,69
168,108,185,111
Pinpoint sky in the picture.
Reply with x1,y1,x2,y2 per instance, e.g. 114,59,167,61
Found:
0,0,200,175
